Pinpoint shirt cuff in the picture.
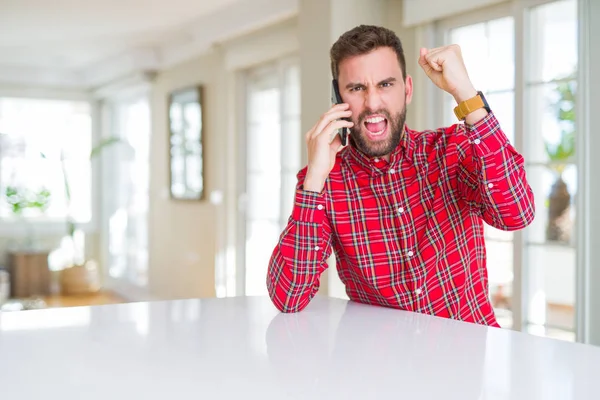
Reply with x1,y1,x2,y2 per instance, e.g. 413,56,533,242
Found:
291,189,326,223
465,111,510,154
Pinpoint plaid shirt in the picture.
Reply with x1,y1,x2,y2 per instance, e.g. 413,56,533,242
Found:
267,112,535,326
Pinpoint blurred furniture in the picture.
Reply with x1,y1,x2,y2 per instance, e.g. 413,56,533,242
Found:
8,251,50,297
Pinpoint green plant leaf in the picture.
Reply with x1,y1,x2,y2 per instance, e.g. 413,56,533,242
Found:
5,186,17,198
545,71,577,164
90,137,123,159
12,203,22,215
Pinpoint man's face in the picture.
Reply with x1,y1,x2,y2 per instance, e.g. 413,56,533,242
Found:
337,46,413,158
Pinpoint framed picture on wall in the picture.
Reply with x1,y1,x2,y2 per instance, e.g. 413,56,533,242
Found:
168,85,204,200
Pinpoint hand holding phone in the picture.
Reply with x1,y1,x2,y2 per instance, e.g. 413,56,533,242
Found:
302,98,353,193
331,79,350,146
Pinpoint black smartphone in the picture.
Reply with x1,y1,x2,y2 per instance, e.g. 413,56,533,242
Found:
331,79,349,146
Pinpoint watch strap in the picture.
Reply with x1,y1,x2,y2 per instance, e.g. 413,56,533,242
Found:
454,92,486,121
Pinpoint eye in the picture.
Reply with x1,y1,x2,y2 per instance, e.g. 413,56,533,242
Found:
380,82,393,88
349,86,365,92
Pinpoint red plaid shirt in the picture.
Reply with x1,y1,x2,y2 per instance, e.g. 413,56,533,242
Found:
267,112,535,326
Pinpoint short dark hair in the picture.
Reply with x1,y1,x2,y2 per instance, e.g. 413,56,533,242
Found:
330,25,407,81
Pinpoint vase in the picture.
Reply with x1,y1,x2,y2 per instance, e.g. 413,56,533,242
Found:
546,175,571,243
59,260,101,295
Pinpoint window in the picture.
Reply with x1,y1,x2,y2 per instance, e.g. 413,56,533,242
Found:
524,0,578,340
241,58,301,296
0,98,92,222
440,0,578,341
102,98,150,288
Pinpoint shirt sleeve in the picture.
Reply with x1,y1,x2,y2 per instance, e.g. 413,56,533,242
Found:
455,111,536,230
266,168,334,312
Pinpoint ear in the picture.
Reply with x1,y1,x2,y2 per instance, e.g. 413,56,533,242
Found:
404,74,414,105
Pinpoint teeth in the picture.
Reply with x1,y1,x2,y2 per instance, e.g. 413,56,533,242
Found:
366,116,385,123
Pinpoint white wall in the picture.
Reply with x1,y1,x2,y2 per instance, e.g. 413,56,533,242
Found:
402,0,508,26
148,50,223,300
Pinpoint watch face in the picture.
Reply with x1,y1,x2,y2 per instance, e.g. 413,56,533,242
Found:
478,91,491,111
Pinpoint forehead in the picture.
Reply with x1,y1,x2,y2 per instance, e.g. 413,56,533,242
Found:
338,47,402,83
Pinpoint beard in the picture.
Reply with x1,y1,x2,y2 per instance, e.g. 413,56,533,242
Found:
349,104,407,158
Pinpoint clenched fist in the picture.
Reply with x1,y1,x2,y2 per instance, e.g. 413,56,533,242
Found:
418,45,478,104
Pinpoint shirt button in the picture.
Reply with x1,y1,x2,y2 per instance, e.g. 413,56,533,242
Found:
488,183,494,189
314,246,320,251
415,288,422,295
474,139,481,145
317,205,323,210
389,168,395,174
374,158,380,162
397,207,404,214
407,250,414,257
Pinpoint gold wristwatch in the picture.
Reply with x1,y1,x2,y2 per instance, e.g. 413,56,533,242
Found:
453,91,490,121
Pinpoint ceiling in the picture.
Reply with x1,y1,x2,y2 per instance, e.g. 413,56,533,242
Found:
0,0,298,89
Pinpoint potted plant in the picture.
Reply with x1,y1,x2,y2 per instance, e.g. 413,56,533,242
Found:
545,76,576,243
3,186,53,297
4,186,51,248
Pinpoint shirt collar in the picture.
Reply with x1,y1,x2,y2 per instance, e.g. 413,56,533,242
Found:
344,124,414,177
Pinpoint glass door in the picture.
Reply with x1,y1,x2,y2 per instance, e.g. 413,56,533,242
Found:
240,58,301,296
523,0,578,341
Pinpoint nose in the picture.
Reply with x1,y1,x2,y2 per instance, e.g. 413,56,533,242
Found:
364,88,383,112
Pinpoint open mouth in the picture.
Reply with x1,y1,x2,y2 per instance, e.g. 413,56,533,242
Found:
363,115,388,140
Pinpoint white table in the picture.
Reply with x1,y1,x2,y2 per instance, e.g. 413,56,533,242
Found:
0,296,598,399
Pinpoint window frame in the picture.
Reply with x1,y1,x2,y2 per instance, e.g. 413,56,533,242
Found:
0,90,100,237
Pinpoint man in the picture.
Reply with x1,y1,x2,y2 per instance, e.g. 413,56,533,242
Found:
266,25,535,327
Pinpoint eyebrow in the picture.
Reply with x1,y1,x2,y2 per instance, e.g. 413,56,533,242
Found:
345,77,397,90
